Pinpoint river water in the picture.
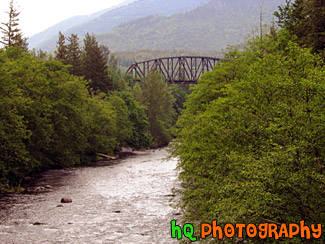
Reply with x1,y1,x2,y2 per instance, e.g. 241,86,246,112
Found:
0,149,180,244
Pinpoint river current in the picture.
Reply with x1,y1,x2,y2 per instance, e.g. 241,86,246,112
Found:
0,149,179,243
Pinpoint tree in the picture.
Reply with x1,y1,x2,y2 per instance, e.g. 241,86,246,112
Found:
169,83,191,116
170,32,325,243
275,0,325,53
140,70,175,147
54,31,67,63
109,91,152,149
82,33,111,93
54,33,83,76
66,34,82,76
0,47,123,188
0,0,27,49
107,93,132,149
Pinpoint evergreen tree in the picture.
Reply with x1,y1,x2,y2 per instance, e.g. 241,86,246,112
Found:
99,44,110,65
54,31,67,63
66,34,82,76
275,0,325,53
82,33,111,93
0,0,27,49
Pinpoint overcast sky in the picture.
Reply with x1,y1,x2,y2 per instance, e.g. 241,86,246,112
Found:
0,0,126,38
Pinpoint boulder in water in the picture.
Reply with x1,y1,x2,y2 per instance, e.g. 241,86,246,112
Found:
61,198,72,203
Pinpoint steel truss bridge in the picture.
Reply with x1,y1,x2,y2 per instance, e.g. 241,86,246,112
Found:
126,56,221,84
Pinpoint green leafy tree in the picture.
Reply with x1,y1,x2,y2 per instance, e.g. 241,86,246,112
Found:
132,82,143,101
140,70,176,147
0,49,31,186
107,93,132,149
84,94,118,156
0,47,122,188
170,31,325,243
0,0,27,49
107,53,129,91
111,91,152,149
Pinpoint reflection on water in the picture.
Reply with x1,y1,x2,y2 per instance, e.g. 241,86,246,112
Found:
0,149,179,244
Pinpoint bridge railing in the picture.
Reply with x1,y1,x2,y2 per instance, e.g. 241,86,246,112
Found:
126,56,221,84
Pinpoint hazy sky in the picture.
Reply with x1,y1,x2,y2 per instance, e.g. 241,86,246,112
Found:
0,0,126,37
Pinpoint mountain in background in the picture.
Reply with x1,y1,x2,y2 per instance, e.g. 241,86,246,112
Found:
29,0,210,50
28,0,137,49
97,0,284,52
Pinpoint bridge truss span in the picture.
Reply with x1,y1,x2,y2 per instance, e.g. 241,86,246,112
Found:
126,56,221,84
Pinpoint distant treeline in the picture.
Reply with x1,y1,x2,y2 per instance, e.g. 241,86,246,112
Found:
96,0,283,53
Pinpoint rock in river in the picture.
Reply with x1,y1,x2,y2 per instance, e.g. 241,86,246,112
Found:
61,198,72,203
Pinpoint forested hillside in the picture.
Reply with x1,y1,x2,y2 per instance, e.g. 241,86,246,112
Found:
30,0,286,53
29,0,209,50
28,0,137,49
27,11,109,49
97,0,284,52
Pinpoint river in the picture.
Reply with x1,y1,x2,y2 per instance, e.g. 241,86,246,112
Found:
0,149,180,244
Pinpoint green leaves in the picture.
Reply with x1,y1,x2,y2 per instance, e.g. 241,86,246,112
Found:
0,48,128,188
138,70,176,148
275,0,325,54
109,91,152,149
171,32,325,242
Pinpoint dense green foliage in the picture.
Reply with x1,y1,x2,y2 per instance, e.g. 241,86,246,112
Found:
133,70,176,148
109,91,153,149
0,46,155,190
170,30,325,243
0,48,96,186
169,84,191,116
275,0,325,54
0,28,187,190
